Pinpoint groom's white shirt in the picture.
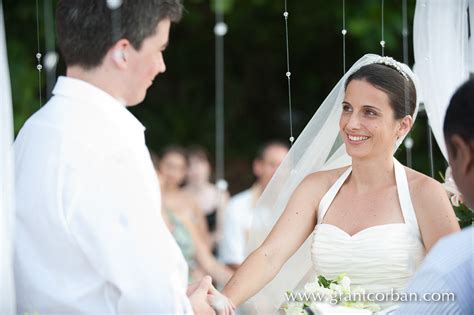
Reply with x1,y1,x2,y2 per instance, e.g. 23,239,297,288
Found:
14,76,192,314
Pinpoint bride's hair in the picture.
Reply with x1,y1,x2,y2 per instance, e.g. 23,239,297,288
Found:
344,63,417,120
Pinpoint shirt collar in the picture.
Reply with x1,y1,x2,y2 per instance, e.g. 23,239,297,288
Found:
52,76,146,133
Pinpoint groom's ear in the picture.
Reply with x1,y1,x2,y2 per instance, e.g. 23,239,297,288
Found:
449,135,474,175
468,139,474,175
108,39,131,69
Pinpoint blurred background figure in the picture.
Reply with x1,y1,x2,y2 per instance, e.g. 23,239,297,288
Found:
155,146,209,242
153,146,233,287
219,141,288,270
184,145,229,253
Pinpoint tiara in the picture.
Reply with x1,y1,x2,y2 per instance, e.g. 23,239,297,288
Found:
374,56,409,82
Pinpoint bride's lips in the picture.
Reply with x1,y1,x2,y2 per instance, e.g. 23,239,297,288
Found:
346,133,370,145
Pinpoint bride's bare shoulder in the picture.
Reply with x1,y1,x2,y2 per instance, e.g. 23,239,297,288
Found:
300,166,350,192
404,166,447,200
405,166,441,188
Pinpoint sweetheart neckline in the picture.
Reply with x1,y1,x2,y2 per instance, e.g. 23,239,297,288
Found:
317,223,407,238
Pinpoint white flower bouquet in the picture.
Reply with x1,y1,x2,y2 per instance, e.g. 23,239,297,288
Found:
283,274,380,315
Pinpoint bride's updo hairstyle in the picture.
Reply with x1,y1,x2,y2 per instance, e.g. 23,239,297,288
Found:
344,63,417,120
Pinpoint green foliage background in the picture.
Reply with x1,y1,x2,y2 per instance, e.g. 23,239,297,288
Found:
3,0,448,193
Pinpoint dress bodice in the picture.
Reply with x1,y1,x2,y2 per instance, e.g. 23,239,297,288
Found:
311,159,425,306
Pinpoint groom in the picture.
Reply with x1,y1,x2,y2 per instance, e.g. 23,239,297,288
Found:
395,79,474,314
14,1,217,314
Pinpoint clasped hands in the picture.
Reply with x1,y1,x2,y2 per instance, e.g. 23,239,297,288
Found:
187,276,235,315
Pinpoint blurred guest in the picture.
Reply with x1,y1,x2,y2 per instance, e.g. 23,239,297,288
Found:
154,146,233,287
155,146,210,242
219,141,288,269
184,146,229,251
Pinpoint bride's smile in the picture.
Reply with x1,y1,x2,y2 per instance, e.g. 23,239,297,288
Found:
346,134,370,144
339,79,407,160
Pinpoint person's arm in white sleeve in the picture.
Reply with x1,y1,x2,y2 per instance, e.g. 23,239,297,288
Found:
219,198,245,269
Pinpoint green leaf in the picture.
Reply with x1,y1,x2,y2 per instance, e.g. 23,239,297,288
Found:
318,275,332,288
454,203,474,228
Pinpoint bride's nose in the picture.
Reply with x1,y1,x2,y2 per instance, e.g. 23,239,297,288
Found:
346,112,362,130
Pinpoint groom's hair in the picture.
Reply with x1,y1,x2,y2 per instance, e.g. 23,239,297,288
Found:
56,0,183,70
444,79,474,146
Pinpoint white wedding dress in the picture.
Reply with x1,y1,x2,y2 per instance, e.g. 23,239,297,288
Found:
311,158,425,308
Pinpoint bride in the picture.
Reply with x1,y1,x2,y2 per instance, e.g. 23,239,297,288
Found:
220,54,459,313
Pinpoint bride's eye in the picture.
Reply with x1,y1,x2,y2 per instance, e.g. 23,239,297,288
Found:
342,104,352,112
364,109,377,117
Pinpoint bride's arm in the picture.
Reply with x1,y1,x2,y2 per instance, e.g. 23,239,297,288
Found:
411,174,460,251
222,173,327,306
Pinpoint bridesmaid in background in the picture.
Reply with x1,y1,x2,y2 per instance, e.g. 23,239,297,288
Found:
152,146,233,286
184,145,230,253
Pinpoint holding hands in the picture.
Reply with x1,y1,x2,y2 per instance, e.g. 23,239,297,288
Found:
188,276,235,315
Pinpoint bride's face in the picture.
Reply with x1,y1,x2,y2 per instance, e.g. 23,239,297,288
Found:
339,79,401,159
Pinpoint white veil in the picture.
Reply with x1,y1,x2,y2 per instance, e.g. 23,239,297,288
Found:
244,54,420,313
413,0,470,160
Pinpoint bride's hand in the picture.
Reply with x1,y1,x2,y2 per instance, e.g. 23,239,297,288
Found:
207,285,235,315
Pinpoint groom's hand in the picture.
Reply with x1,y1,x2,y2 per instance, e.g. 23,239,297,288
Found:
207,285,235,315
186,279,201,296
188,276,216,315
